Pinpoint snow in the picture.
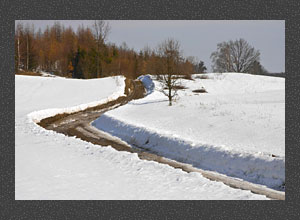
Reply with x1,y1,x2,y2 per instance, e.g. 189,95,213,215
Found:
92,73,285,189
138,74,155,95
40,71,57,77
15,74,268,200
25,76,125,123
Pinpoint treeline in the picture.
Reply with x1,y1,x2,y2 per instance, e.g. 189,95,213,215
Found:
15,21,206,79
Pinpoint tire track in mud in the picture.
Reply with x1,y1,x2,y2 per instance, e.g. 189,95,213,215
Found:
37,78,285,200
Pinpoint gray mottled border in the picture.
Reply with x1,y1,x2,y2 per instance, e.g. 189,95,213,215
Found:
1,0,299,219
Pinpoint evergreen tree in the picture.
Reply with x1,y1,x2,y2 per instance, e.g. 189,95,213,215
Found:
197,61,207,73
72,48,84,79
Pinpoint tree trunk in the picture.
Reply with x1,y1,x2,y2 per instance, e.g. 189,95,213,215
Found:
96,53,99,78
17,36,20,72
96,42,101,78
26,34,29,71
168,75,172,106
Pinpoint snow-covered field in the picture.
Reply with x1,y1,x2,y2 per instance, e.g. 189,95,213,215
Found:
93,73,285,189
15,75,268,200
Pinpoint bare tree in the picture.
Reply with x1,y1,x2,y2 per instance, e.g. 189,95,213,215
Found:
157,38,182,106
26,28,29,71
15,22,23,73
211,38,260,73
23,23,35,71
92,20,111,78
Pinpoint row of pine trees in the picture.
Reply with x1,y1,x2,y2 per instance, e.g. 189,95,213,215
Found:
15,21,206,79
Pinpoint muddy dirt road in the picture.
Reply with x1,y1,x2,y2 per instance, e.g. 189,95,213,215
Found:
38,78,285,200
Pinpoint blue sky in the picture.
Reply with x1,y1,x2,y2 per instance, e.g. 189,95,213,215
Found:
16,20,285,72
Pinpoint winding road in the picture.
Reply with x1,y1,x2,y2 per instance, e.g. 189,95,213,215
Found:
37,78,285,200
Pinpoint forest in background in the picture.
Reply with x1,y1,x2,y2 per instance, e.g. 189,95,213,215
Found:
14,21,207,79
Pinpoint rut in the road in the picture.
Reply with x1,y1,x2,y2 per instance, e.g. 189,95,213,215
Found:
37,78,285,200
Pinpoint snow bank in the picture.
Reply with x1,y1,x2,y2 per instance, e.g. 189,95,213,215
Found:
26,76,125,123
28,90,124,123
138,75,155,95
92,115,285,189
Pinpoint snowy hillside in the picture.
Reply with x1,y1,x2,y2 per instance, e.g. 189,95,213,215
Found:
93,73,285,189
15,75,267,200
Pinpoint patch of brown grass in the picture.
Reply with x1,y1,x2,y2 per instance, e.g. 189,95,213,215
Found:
164,85,187,90
192,88,207,93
